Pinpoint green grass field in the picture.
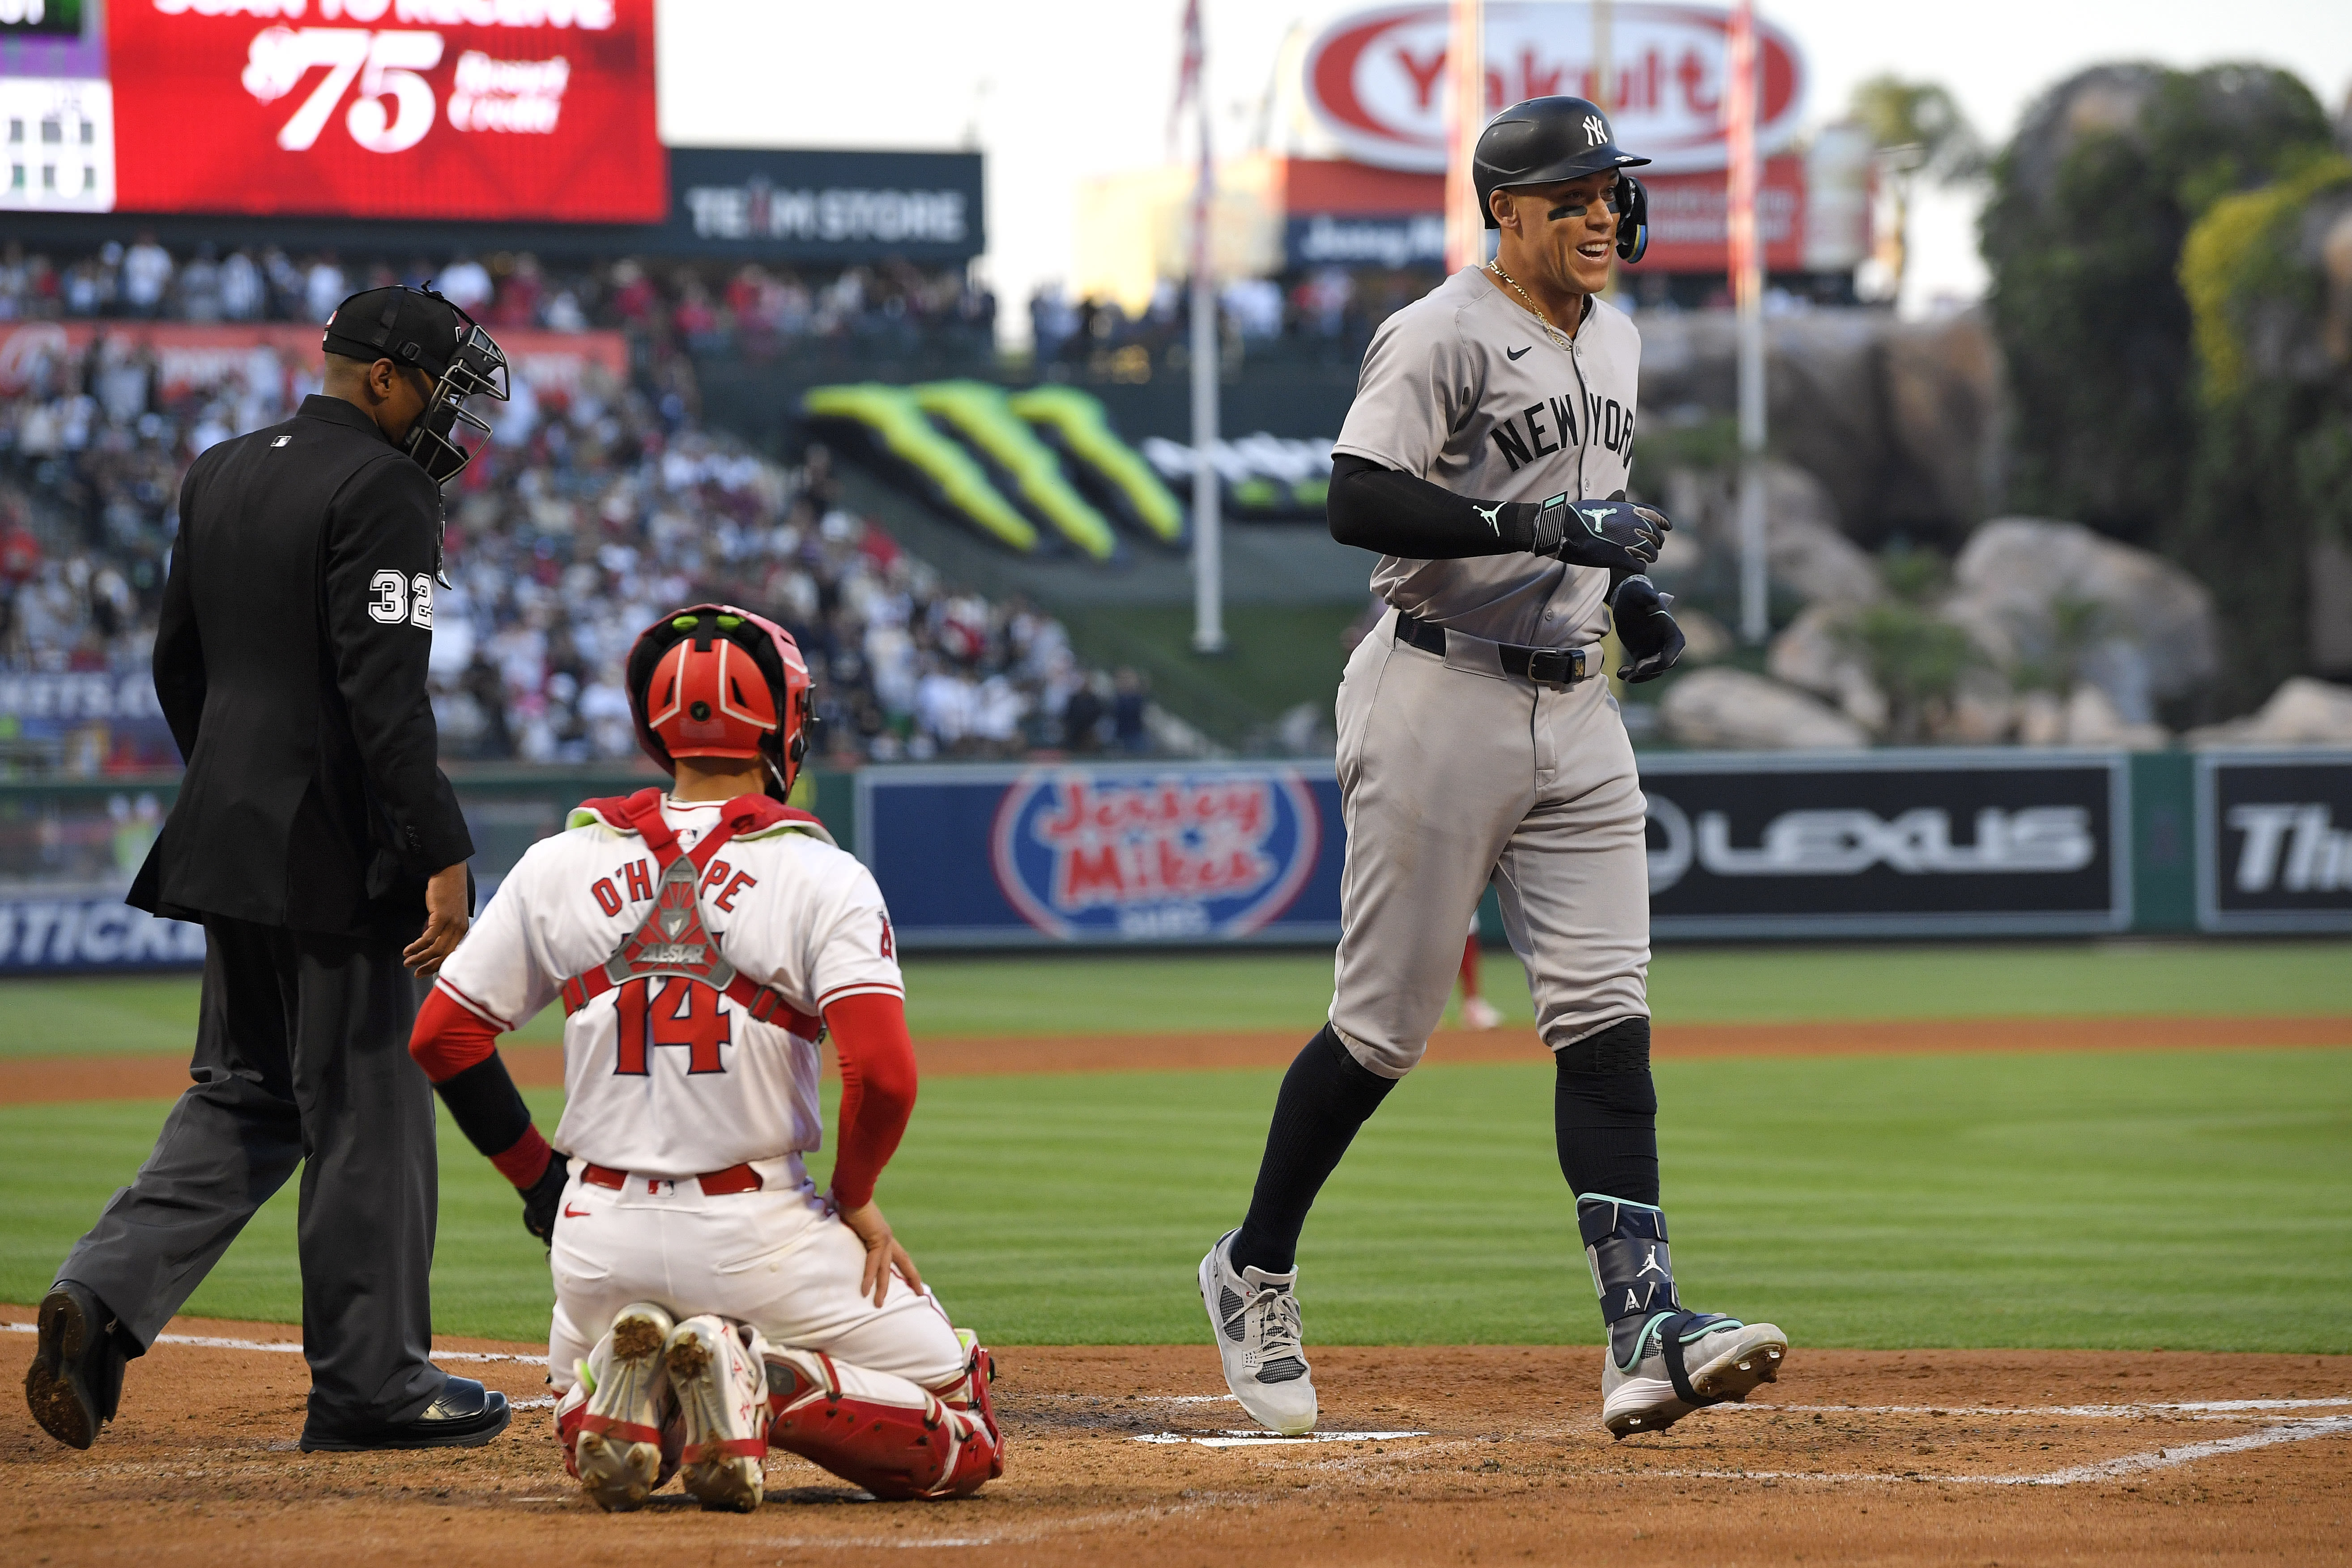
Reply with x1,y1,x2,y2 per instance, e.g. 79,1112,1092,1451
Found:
2,942,2347,1353
7,939,2349,1057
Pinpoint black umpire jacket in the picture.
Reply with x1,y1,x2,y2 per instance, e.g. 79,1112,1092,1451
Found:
130,394,473,941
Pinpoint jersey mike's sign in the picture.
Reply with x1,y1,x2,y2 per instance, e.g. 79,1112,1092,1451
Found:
859,763,1345,948
1304,2,1804,175
105,0,662,221
990,770,1323,941
1640,751,2131,937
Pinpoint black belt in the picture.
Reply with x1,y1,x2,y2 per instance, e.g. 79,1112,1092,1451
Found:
1394,610,1589,690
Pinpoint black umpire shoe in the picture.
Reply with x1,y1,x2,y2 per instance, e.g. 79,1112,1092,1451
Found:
24,1281,132,1450
298,1376,513,1453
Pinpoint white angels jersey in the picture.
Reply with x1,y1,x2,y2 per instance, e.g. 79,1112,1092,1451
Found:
432,793,903,1176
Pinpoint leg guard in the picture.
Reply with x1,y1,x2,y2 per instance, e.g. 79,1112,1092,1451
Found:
765,1344,1003,1500
1579,1194,1786,1438
565,1302,679,1512
665,1316,770,1513
1579,1195,1729,1375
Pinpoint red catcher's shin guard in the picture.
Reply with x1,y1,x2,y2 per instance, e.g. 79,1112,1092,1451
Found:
764,1347,1003,1500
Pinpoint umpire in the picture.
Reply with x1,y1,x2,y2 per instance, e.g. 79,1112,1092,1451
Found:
23,286,514,1453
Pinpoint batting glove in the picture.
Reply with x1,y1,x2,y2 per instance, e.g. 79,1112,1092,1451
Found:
1609,573,1686,683
519,1152,568,1245
1529,494,1670,572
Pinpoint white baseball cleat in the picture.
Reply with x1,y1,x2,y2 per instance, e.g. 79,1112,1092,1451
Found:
1600,1317,1788,1439
665,1315,770,1513
1461,997,1504,1030
1199,1228,1317,1436
571,1301,676,1512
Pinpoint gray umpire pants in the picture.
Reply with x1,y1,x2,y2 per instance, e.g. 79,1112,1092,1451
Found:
58,915,445,1429
1328,609,1652,1077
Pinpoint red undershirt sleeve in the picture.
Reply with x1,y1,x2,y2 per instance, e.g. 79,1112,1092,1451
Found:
824,991,918,1211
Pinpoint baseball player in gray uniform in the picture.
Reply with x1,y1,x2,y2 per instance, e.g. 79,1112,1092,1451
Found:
1199,98,1786,1439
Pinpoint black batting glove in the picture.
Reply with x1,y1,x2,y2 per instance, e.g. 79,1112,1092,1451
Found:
1528,494,1670,572
520,1151,568,1245
1609,573,1686,683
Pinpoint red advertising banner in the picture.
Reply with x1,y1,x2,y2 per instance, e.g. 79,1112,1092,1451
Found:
106,0,662,222
1636,154,1807,273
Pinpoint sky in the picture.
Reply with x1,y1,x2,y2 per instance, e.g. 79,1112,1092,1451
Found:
655,0,2352,337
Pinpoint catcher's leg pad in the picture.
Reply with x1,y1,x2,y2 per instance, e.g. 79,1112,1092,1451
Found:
665,1315,770,1513
765,1344,1004,1500
565,1302,682,1511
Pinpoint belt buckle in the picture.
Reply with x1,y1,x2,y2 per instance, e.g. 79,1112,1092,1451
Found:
1526,647,1583,690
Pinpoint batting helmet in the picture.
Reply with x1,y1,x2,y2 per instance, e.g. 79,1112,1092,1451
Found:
625,604,814,800
1474,95,1652,262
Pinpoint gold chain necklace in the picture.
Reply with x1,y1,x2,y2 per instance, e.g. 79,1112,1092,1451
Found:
1485,259,1575,353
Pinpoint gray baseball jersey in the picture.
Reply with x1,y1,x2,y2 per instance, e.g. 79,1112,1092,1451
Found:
1331,264,1641,648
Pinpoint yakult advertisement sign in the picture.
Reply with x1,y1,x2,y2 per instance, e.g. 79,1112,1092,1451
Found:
858,763,1344,949
105,0,662,221
1305,1,1804,175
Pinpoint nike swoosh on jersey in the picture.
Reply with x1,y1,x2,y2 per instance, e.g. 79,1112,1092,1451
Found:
563,1204,592,1218
1506,345,1532,360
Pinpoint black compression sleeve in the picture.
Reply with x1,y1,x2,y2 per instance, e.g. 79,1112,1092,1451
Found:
1326,453,1541,558
434,1053,535,1161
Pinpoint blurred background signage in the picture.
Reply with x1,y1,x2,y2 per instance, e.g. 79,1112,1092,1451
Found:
1302,0,1804,173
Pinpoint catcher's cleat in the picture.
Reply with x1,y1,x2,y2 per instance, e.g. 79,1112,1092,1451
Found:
665,1316,769,1513
572,1301,677,1511
1579,1194,1786,1439
1199,1228,1317,1436
23,1281,129,1451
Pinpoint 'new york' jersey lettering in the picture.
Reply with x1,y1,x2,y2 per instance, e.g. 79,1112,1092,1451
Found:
1332,266,1642,647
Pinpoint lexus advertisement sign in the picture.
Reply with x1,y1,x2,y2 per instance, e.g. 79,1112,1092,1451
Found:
2197,753,2352,933
1640,752,2132,938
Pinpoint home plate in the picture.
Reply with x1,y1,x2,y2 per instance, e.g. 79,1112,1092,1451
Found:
1132,1430,1431,1448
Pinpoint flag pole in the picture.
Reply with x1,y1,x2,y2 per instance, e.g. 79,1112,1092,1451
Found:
1726,0,1768,644
1183,0,1225,654
1443,0,1484,274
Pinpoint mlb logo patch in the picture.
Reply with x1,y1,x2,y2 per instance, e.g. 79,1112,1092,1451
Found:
271,435,292,447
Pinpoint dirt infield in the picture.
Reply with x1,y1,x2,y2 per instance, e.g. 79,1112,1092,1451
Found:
4,1308,2347,1565
4,1014,2348,1105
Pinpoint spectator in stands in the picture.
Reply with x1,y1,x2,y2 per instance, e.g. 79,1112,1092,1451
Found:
120,234,172,319
1112,667,1149,753
437,255,493,315
218,249,265,321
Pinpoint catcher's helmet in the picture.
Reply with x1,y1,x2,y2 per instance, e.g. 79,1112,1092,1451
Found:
1474,95,1652,262
625,604,813,800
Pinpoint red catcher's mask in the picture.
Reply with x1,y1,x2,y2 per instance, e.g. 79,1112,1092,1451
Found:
625,604,813,799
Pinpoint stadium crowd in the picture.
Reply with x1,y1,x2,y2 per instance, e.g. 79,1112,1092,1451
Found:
0,239,1140,772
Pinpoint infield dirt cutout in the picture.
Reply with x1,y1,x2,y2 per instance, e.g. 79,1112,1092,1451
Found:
6,1309,2348,1566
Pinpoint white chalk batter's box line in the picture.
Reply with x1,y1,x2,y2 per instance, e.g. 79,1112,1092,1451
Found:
1,1321,537,1363
1129,1401,2352,1482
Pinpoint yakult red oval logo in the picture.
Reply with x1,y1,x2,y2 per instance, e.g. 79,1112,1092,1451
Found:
1304,1,1804,175
991,768,1321,941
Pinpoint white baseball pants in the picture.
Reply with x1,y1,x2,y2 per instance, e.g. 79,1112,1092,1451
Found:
544,1155,968,1396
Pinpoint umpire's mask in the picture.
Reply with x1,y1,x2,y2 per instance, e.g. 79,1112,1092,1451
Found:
322,285,511,486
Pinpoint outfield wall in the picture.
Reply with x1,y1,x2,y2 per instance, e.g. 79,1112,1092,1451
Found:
0,750,2346,971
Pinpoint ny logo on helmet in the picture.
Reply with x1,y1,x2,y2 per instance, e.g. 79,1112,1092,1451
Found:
1583,114,1607,145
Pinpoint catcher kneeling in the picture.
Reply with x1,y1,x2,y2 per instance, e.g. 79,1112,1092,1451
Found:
408,604,1002,1510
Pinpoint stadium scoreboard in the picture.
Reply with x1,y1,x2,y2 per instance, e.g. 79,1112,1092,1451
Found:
4,0,662,220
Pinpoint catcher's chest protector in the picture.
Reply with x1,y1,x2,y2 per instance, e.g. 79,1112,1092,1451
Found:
559,792,818,1039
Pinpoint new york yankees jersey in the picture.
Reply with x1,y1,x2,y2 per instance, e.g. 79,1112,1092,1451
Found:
433,797,902,1176
1332,264,1641,648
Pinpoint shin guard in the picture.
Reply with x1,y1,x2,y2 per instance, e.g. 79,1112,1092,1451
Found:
765,1346,1003,1500
1578,1194,1736,1399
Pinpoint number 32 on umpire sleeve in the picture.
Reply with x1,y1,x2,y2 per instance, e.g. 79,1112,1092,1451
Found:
367,569,435,630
